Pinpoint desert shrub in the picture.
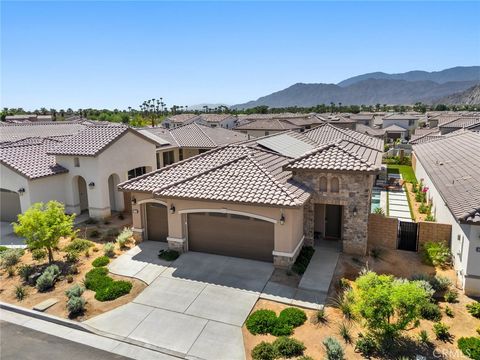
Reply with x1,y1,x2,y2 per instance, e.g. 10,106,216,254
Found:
445,305,454,317
270,320,294,337
355,333,377,357
273,337,305,358
6,266,15,277
419,202,428,214
313,308,328,324
425,214,436,222
64,250,79,263
373,207,385,216
0,248,24,268
291,246,315,275
64,238,94,253
17,264,34,282
84,267,111,290
89,230,101,238
444,289,458,303
338,323,352,343
251,341,277,360
67,275,74,283
323,337,344,360
334,288,355,320
466,302,480,319
0,246,7,253
418,330,429,344
103,242,115,257
278,307,307,327
246,310,277,335
92,247,99,252
69,264,79,275
31,248,47,261
433,322,450,341
339,278,350,289
67,296,85,316
92,256,110,267
420,302,442,321
15,285,27,300
158,249,180,261
65,283,85,299
116,228,133,248
414,279,435,298
458,337,480,360
95,281,132,301
36,264,60,292
430,275,452,292
370,247,383,260
422,242,451,268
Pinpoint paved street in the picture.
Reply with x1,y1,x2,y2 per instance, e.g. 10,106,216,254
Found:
0,321,127,360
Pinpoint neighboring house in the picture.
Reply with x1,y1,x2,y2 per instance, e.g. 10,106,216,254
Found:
162,114,237,130
161,114,203,129
355,124,386,140
383,124,408,141
141,123,249,168
119,123,383,267
200,114,237,129
412,131,480,296
382,113,420,135
349,113,374,126
438,116,480,135
0,122,157,221
315,114,356,130
4,114,53,123
234,118,301,137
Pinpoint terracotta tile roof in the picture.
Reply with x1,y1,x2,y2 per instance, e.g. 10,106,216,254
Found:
48,123,129,156
439,116,480,129
200,114,234,123
235,119,301,131
0,121,86,143
165,114,201,124
413,131,480,223
355,124,386,137
0,138,68,179
118,145,310,207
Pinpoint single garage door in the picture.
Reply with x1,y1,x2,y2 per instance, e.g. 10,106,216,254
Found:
187,212,274,262
1,189,21,222
146,203,168,241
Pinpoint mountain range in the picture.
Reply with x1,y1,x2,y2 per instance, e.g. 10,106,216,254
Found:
233,66,480,109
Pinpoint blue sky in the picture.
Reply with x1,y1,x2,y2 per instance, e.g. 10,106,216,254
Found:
1,1,479,110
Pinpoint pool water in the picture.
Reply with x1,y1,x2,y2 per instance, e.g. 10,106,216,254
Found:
371,189,381,212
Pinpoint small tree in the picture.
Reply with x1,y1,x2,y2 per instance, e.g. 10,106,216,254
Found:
352,271,429,342
13,201,75,264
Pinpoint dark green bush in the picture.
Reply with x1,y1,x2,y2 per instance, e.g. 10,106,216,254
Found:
251,341,277,360
422,242,451,268
84,267,111,290
273,337,305,358
64,238,94,253
270,319,294,336
15,285,27,301
420,302,442,321
246,310,277,335
31,248,47,261
64,250,79,263
95,281,132,301
17,264,34,282
433,322,450,341
466,302,480,318
0,246,8,253
278,307,307,327
92,256,110,267
158,250,180,261
292,246,315,275
444,289,458,303
458,337,480,360
355,333,377,357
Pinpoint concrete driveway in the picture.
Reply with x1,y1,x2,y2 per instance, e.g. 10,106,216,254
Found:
85,244,274,360
0,222,25,248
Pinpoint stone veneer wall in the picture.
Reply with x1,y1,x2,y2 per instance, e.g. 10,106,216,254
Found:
294,171,374,256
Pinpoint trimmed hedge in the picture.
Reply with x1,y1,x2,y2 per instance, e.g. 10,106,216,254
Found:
92,256,110,267
458,337,480,360
64,238,94,253
84,267,132,302
251,341,277,360
273,337,305,358
278,307,307,327
246,309,277,335
466,302,480,319
246,307,306,337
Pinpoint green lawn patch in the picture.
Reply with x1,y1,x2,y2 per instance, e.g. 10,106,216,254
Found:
387,165,416,183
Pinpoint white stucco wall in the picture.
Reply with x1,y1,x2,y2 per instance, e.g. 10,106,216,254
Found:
414,153,480,294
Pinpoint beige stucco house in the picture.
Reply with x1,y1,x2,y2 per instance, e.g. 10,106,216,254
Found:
119,124,383,267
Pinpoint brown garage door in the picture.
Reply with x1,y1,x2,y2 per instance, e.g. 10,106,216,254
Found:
187,212,274,262
146,203,168,241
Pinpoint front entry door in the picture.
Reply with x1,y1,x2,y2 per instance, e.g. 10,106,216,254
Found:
325,205,341,239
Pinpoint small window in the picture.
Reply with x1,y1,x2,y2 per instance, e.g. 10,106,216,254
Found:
156,153,161,169
198,149,209,154
73,157,80,167
163,150,175,166
128,166,147,180
179,149,184,161
331,177,340,193
319,177,327,192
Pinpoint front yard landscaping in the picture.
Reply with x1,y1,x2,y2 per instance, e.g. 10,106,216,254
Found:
244,247,480,359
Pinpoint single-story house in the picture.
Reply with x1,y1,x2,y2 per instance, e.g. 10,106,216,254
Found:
162,114,237,130
412,131,480,296
119,124,383,267
0,121,157,221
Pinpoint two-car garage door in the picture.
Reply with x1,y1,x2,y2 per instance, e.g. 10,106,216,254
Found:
187,212,274,262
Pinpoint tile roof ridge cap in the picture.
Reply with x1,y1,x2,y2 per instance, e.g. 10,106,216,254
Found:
338,137,382,152
287,142,335,163
167,128,181,147
335,140,378,167
153,148,250,194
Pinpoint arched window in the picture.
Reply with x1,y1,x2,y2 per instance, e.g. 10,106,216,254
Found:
331,177,340,193
319,177,327,192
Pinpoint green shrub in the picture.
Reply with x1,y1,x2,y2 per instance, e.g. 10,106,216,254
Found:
334,288,355,320
65,283,85,299
84,267,111,290
323,337,345,360
17,264,34,282
64,250,79,263
430,275,452,292
466,302,480,318
458,337,480,359
6,266,15,277
425,214,436,222
445,305,454,317
373,207,385,215
270,319,294,337
444,289,458,303
95,281,132,301
422,242,451,268
36,265,60,292
246,310,277,335
31,248,47,261
273,337,305,358
116,228,133,248
15,285,27,301
103,242,115,257
64,238,94,253
355,333,377,357
0,248,24,268
0,245,8,253
158,249,180,261
278,307,307,327
418,330,429,344
67,295,85,316
338,323,352,344
291,246,315,275
67,275,74,283
338,278,350,289
313,308,328,324
420,302,442,321
433,322,450,341
92,256,110,267
251,341,277,360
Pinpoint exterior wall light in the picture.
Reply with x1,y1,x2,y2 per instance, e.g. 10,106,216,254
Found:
280,214,285,225
170,204,176,214
131,197,137,205
352,207,357,216
88,182,95,188
18,187,25,195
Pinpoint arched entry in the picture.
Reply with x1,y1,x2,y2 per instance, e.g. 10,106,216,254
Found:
108,173,123,212
0,189,21,222
75,176,89,213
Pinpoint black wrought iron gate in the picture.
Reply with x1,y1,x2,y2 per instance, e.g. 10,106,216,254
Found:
397,221,418,251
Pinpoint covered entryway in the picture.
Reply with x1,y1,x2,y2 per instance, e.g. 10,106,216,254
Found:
0,189,21,222
187,212,274,262
146,202,168,241
77,176,89,213
325,205,342,239
108,173,123,212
